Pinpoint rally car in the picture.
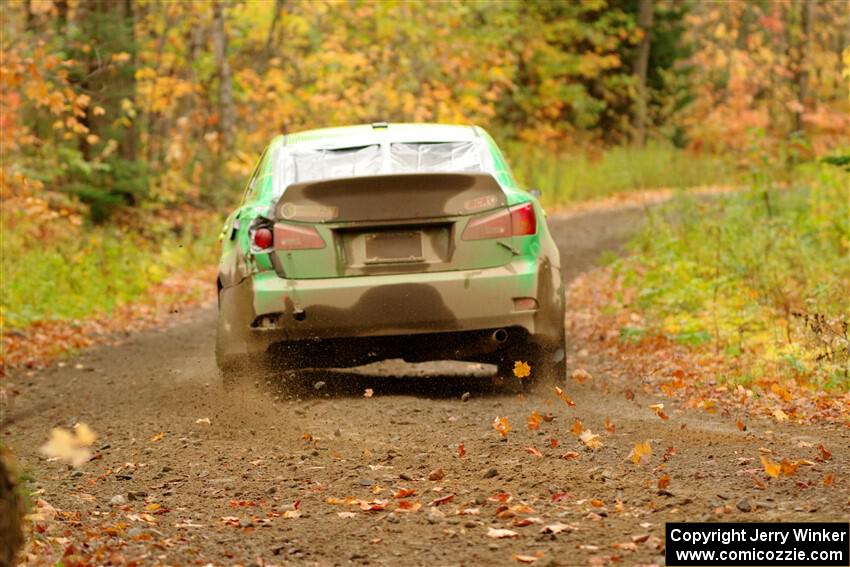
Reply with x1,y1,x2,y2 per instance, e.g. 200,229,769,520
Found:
216,123,565,387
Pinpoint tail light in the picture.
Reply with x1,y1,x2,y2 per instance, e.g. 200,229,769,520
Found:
509,202,536,236
252,227,274,250
462,202,537,240
273,223,325,250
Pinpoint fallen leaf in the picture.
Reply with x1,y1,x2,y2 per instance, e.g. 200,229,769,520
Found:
393,488,416,498
824,473,834,487
818,445,832,460
513,361,531,379
780,458,800,477
540,522,576,534
550,492,570,503
628,441,652,465
524,447,543,458
570,418,584,437
488,492,512,503
364,388,374,398
458,443,466,458
604,417,615,433
561,451,580,460
527,411,542,431
662,446,676,461
40,423,98,468
772,408,789,422
282,510,301,519
150,432,165,442
590,499,605,508
612,542,638,551
493,416,511,438
571,368,592,383
455,507,480,515
648,403,668,420
555,386,576,407
736,419,746,431
513,554,539,564
337,511,357,518
487,527,519,539
760,455,781,478
428,494,454,507
549,438,559,449
657,474,670,490
396,500,422,512
580,430,603,450
358,500,389,511
220,516,240,526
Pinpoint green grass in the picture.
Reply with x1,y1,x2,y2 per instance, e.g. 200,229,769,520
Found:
0,214,220,330
613,160,850,390
507,143,739,205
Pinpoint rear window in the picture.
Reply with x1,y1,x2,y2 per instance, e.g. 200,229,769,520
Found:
389,142,484,173
273,140,489,195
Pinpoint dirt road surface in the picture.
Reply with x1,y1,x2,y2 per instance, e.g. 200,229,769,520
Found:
7,205,849,566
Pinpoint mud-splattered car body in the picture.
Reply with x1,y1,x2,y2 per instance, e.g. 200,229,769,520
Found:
216,123,565,383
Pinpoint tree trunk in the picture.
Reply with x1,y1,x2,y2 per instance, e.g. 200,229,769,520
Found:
212,1,234,151
795,0,813,133
264,0,286,61
632,0,654,148
120,0,138,163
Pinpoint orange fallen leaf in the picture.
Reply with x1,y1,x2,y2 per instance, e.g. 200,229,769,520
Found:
604,417,615,433
570,418,584,437
363,388,374,398
657,474,670,490
648,403,669,420
513,553,540,563
393,488,416,499
772,408,789,422
818,444,832,460
823,473,834,487
358,500,389,511
513,361,531,379
780,458,801,477
736,419,746,431
554,386,576,407
760,455,781,478
527,411,542,431
396,500,422,512
493,416,511,438
561,451,580,460
628,441,652,465
149,432,164,442
428,494,454,507
488,492,512,503
549,438,559,449
524,447,543,458
590,499,605,508
458,443,466,458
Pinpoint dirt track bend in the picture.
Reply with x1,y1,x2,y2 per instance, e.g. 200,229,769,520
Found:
6,205,849,566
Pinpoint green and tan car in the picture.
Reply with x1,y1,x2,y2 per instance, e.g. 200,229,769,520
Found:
216,123,565,387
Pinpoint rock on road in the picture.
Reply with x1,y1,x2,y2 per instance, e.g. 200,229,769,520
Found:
7,205,849,566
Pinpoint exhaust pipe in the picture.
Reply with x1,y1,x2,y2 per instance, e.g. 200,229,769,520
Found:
491,329,509,344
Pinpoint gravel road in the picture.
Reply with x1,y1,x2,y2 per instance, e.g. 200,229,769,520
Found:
7,204,848,566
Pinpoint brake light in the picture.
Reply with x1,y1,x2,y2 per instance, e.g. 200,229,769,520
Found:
273,223,325,250
461,209,511,240
462,203,536,241
253,227,273,250
510,202,536,236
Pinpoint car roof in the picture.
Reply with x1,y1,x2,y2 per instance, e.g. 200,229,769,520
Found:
275,123,481,149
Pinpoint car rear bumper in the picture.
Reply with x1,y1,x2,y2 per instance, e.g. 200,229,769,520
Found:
215,258,563,360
